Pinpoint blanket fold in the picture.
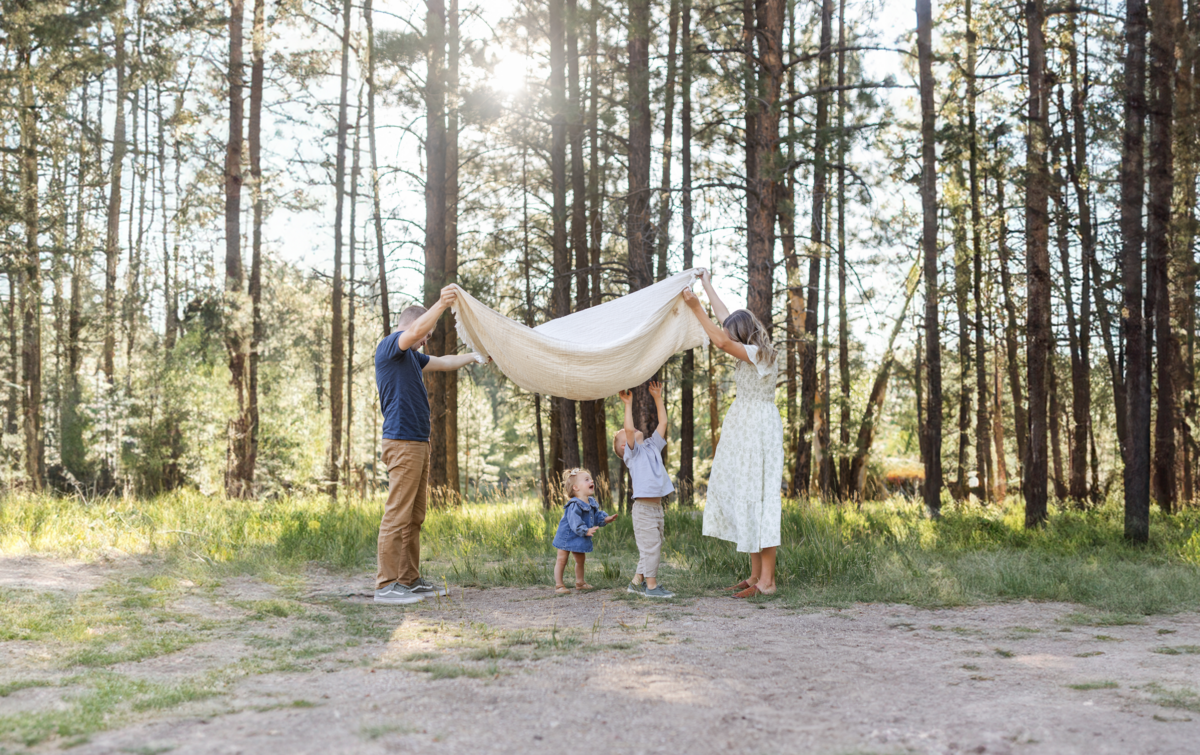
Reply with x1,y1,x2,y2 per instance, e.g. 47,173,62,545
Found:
450,269,708,401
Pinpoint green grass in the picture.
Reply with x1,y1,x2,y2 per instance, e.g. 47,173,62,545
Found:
2,491,1199,613
1066,680,1119,690
1145,683,1200,713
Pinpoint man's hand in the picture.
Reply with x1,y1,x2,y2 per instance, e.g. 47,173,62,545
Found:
438,285,457,310
604,514,618,524
585,526,600,537
681,288,702,309
648,381,663,400
618,389,633,405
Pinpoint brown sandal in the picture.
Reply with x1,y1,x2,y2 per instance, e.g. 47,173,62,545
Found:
555,585,572,595
575,582,595,591
734,584,776,599
724,579,754,592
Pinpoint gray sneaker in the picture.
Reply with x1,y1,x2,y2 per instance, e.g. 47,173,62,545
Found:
374,582,423,605
626,581,646,595
407,577,447,597
644,585,675,599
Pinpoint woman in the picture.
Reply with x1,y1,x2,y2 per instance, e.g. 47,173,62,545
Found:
682,269,783,598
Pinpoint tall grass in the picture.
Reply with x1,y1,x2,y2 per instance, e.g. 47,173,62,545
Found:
1,491,1198,613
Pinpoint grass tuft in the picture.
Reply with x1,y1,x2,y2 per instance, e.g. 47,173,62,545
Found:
1066,680,1119,690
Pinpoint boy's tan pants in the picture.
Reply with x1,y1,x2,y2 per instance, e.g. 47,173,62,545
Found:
377,439,429,589
632,500,665,579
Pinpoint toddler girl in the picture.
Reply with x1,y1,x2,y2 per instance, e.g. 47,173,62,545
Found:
552,468,618,594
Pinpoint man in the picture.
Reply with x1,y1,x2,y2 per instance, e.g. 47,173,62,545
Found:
374,284,483,604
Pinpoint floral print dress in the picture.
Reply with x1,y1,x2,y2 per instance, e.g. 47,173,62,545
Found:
702,344,783,553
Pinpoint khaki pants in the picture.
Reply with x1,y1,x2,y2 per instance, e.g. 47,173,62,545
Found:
377,439,429,589
632,500,665,579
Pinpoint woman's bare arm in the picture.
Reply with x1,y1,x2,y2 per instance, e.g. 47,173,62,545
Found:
682,289,751,364
698,268,732,324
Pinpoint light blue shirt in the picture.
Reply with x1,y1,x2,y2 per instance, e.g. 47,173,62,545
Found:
623,433,675,499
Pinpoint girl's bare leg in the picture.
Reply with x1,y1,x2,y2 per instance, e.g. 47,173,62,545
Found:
573,553,587,586
748,552,763,585
756,547,777,592
554,550,570,588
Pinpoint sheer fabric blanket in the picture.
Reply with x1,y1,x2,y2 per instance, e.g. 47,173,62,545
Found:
449,269,708,401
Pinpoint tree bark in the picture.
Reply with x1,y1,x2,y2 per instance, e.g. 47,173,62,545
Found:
966,0,991,503
1024,0,1051,528
1122,0,1151,541
798,0,834,497
365,0,389,338
917,0,942,516
17,36,43,490
1148,0,1181,511
627,0,657,438
424,0,448,495
328,0,354,499
679,0,695,504
993,156,1027,481
655,0,681,283
836,0,851,498
587,7,610,497
224,0,251,499
443,0,460,496
345,98,363,489
247,0,265,496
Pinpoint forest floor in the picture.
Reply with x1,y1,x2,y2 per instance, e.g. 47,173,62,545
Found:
2,555,1200,755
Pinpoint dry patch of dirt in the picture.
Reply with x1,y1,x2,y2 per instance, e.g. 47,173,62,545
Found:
2,565,1199,755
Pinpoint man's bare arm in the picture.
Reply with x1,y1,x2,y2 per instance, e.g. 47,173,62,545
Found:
424,353,485,372
395,286,455,351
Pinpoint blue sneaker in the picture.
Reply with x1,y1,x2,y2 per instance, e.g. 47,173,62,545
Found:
644,585,675,599
627,581,646,595
373,582,423,604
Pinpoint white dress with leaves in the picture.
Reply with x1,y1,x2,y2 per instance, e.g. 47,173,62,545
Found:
702,344,783,553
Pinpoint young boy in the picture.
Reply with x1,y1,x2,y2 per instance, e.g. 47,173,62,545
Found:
614,381,675,599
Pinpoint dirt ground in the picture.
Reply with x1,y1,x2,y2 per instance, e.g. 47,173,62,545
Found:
2,558,1199,755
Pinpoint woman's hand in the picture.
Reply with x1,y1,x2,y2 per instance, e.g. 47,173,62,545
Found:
604,514,618,524
618,389,633,405
648,381,663,400
698,267,711,285
585,526,600,537
681,288,702,310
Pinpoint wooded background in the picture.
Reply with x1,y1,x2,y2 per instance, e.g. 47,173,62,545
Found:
0,0,1196,541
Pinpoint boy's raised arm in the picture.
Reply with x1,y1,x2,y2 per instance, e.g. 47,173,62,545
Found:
649,381,667,439
619,389,636,452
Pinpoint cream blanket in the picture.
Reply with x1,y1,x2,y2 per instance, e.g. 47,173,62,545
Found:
451,269,707,401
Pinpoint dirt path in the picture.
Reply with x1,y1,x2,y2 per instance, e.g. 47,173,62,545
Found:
2,560,1199,754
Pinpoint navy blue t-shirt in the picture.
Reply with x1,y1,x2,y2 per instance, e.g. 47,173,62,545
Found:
375,331,432,441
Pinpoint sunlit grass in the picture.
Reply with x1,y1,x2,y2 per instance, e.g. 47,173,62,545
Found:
2,490,1199,613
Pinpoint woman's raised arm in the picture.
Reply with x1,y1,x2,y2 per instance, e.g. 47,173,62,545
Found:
698,268,732,324
682,289,750,364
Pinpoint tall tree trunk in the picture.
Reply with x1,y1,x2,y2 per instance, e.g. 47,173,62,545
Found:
1024,0,1051,528
17,39,43,490
365,0,389,337
781,0,799,497
1048,350,1067,499
1066,17,1095,502
63,78,89,480
627,0,657,438
101,13,128,488
1175,0,1199,504
952,164,971,499
247,0,265,496
748,0,784,330
423,0,447,494
587,7,610,497
224,0,252,499
836,0,851,497
917,0,942,516
1122,0,1151,542
993,157,1027,479
679,0,695,504
655,0,681,283
443,0,460,496
549,0,580,471
1148,0,1181,511
798,0,834,497
328,0,354,499
1050,107,1079,503
345,98,363,488
967,0,991,502
568,0,599,481
522,144,550,508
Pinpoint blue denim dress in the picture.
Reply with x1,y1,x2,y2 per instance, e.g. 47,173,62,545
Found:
552,497,610,553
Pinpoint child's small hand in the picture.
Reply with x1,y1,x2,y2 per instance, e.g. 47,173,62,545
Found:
618,389,633,405
648,381,663,399
604,514,618,524
585,526,600,537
